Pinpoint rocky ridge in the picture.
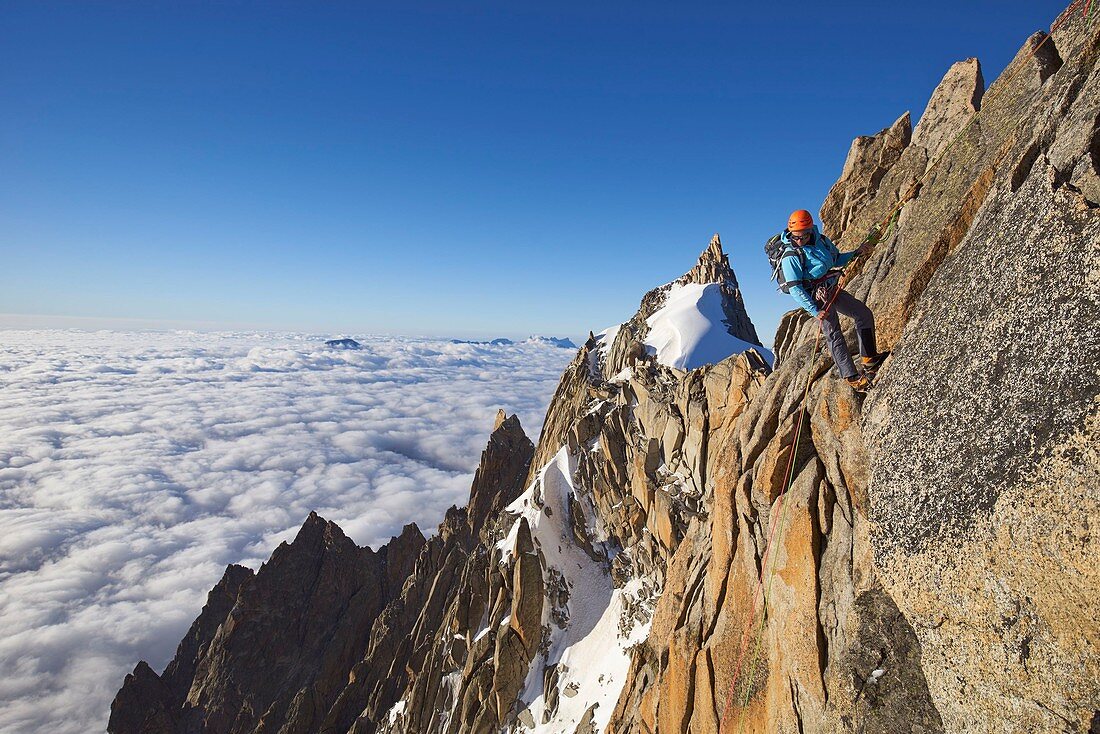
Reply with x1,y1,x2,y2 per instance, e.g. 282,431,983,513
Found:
602,232,762,379
110,8,1099,734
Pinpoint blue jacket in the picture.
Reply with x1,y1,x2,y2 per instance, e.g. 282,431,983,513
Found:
779,226,857,316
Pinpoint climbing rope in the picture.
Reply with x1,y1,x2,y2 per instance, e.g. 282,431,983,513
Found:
717,3,1093,731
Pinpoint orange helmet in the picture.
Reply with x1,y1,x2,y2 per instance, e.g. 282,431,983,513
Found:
787,209,814,232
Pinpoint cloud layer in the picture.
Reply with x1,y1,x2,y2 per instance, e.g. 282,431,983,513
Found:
0,330,572,733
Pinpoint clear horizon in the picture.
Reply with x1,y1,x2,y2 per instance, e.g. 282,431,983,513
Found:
0,315,588,344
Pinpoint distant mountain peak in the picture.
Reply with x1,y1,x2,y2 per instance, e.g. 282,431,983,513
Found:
597,232,766,375
524,336,577,349
683,232,737,287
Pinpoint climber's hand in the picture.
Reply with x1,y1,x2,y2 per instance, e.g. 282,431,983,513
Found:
864,225,882,248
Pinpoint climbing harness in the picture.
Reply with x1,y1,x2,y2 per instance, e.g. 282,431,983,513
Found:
718,3,1094,731
812,277,841,307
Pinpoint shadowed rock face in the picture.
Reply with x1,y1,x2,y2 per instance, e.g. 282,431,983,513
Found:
111,10,1099,734
110,514,419,734
467,413,535,537
108,564,255,733
108,413,532,734
109,661,183,734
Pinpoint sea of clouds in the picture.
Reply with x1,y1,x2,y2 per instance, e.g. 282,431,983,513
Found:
0,330,574,734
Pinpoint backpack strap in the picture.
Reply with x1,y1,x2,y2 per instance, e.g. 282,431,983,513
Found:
780,246,804,262
775,246,807,284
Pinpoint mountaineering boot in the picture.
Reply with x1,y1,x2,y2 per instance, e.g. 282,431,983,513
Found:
856,328,888,373
861,351,889,373
846,374,873,393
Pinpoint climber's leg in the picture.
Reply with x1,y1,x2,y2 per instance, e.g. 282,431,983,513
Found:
819,305,858,380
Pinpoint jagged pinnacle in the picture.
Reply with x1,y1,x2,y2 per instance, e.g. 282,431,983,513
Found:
684,232,737,287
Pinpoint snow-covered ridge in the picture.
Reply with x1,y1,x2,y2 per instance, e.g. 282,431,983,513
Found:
643,283,773,370
589,235,769,377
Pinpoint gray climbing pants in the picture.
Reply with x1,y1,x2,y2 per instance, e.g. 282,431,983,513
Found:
818,288,875,379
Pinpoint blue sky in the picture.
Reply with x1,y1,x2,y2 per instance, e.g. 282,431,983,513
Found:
1,1,1063,343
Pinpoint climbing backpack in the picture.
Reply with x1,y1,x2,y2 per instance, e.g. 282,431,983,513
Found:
764,234,806,294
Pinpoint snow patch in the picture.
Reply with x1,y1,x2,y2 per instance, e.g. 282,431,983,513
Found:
608,367,633,384
594,324,620,358
642,283,773,369
588,324,621,380
384,699,406,725
498,447,652,733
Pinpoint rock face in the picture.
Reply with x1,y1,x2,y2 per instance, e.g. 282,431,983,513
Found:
604,10,1099,734
111,9,1099,733
911,58,985,162
820,112,912,237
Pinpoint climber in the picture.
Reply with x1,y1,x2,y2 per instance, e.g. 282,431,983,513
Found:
777,209,887,392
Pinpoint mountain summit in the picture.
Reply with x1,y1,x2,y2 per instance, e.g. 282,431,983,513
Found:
601,233,767,375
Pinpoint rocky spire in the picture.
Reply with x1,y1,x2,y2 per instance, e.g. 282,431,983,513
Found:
912,57,984,162
820,112,912,238
599,233,763,376
466,412,534,536
314,417,532,734
684,233,736,285
108,563,254,734
691,233,762,347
